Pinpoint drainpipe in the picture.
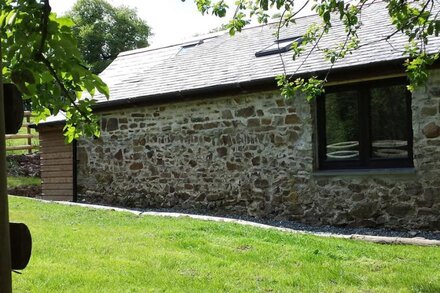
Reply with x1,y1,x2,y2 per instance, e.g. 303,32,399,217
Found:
72,140,77,202
0,40,13,292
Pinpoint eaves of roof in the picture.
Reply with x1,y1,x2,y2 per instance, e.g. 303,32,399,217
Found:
92,58,408,112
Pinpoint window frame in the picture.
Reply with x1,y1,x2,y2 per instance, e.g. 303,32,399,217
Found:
316,77,414,170
255,37,303,57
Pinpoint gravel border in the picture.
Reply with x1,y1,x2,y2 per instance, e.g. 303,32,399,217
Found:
26,197,440,246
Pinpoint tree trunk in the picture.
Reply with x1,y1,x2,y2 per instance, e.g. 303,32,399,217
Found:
0,39,13,292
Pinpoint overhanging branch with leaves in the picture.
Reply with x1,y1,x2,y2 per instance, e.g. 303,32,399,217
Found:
187,0,440,99
1,0,109,142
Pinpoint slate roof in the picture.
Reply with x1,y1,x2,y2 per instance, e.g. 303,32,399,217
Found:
89,1,440,107
41,1,437,118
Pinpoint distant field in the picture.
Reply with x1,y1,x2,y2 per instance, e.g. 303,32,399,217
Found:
7,177,41,188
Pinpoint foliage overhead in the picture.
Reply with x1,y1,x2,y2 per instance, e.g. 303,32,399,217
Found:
67,0,151,74
187,0,440,100
0,0,109,142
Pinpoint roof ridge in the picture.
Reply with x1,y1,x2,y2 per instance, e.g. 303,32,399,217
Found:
115,0,386,59
118,31,227,57
116,9,325,58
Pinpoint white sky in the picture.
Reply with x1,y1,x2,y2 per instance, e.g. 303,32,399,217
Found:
50,0,312,47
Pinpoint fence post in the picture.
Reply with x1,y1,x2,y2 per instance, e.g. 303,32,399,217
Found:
26,112,31,154
5,112,38,153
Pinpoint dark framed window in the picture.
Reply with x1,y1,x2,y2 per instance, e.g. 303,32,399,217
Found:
316,78,413,170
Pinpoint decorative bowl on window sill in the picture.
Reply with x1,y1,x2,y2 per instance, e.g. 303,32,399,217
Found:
326,141,360,159
327,141,359,149
372,140,407,148
372,140,408,158
373,149,408,158
326,150,359,159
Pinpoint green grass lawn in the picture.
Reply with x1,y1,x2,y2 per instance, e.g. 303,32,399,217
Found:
9,196,440,292
7,177,41,188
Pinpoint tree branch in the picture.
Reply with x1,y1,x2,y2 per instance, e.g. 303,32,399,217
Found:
274,0,310,78
37,0,51,57
36,53,91,120
35,0,92,123
323,32,351,82
276,9,289,77
357,0,434,51
290,27,326,79
322,0,368,82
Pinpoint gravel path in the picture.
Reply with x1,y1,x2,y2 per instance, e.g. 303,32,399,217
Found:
30,198,440,246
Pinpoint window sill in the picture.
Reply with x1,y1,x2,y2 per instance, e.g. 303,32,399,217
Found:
312,168,416,177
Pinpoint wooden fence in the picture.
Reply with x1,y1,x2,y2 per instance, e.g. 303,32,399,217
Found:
5,111,39,153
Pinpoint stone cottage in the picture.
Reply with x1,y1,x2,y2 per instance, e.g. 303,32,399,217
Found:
37,2,440,230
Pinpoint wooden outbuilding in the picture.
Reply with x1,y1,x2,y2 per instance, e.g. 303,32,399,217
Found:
32,118,76,202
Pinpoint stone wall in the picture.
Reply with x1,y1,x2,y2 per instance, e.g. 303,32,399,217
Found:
78,92,311,218
77,73,440,230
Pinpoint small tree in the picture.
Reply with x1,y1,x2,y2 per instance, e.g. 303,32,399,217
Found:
67,0,152,74
0,0,108,290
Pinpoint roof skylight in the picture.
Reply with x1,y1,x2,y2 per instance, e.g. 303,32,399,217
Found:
255,36,303,57
178,40,204,55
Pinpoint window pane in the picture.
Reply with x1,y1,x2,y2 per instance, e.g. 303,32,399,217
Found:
370,85,409,159
325,91,359,161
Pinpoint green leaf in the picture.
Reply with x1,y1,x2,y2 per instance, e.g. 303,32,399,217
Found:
56,17,75,27
323,11,330,23
94,78,110,98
